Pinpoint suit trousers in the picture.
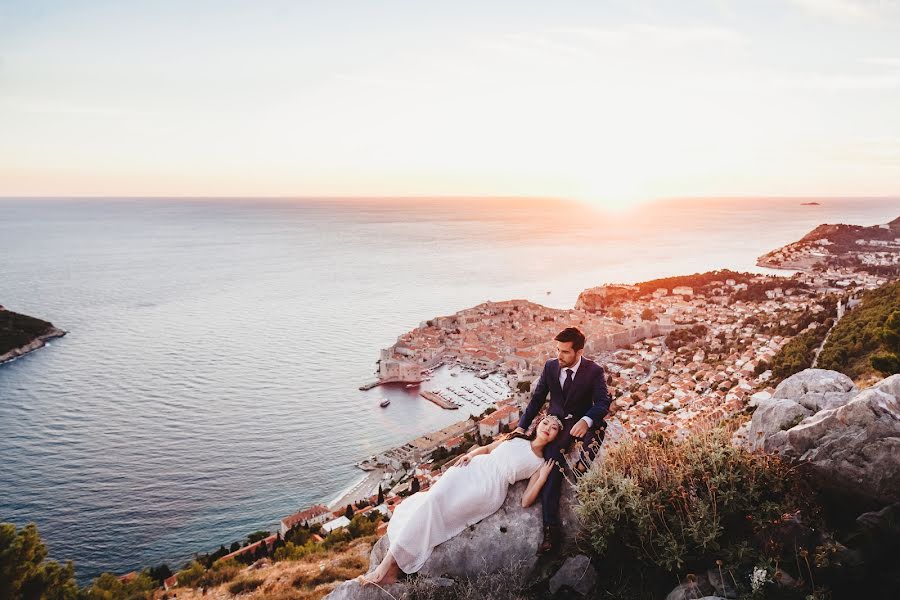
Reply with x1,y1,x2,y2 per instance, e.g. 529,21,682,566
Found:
540,418,605,526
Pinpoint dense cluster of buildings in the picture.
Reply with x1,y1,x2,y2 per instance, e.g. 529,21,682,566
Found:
378,299,659,383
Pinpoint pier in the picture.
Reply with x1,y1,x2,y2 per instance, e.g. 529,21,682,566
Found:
420,390,458,410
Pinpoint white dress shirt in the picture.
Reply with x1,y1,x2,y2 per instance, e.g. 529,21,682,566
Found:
559,357,593,428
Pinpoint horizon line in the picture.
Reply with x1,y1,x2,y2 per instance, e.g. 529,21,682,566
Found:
1,194,899,201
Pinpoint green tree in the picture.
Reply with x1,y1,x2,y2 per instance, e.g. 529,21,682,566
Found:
411,478,420,494
377,486,385,505
344,505,354,520
147,563,172,585
640,307,656,321
0,522,79,600
85,572,157,600
245,530,269,544
271,532,284,555
871,310,900,375
254,540,268,561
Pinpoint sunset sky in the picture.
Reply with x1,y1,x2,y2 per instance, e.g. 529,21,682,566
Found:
2,0,900,206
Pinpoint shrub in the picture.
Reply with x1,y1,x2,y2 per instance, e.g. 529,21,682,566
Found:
175,560,206,587
576,426,818,574
228,577,264,594
86,571,158,600
201,559,241,586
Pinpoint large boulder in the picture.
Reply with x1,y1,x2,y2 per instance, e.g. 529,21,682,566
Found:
325,481,583,599
771,368,857,411
746,369,858,451
747,398,812,451
772,375,900,503
548,554,597,596
366,481,579,579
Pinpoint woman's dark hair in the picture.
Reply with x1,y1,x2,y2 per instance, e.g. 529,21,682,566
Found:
555,327,586,351
502,414,558,443
503,429,536,443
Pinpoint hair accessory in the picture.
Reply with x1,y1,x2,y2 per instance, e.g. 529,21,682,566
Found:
540,414,563,431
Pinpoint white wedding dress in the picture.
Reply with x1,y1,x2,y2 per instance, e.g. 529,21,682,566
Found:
386,437,544,573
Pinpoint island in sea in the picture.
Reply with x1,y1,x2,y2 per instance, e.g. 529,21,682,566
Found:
4,216,900,600
0,305,66,365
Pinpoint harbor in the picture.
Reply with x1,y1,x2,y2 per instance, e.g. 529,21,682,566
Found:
355,363,513,472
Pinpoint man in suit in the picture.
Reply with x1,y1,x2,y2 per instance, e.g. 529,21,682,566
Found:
513,326,611,553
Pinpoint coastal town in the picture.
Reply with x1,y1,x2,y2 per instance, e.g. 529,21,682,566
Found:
57,215,900,591
255,216,900,568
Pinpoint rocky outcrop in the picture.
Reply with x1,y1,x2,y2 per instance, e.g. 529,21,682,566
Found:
746,369,857,451
548,554,597,596
770,368,857,411
324,477,582,600
575,287,606,312
775,375,900,503
751,370,900,504
366,481,579,580
0,326,67,365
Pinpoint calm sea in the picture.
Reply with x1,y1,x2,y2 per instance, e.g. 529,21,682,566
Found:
1,196,897,582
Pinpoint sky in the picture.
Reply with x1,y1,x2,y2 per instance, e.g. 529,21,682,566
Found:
1,0,900,206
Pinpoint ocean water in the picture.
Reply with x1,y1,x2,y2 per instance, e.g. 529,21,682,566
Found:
0,196,897,582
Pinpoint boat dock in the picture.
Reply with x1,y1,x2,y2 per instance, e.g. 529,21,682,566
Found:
420,390,458,410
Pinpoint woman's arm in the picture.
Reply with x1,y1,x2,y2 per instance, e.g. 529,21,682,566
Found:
453,438,505,467
521,460,555,507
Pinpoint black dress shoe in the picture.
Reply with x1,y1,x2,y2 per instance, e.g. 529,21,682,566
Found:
538,525,561,554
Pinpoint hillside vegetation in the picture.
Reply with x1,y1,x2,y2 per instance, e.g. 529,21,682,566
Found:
817,280,900,380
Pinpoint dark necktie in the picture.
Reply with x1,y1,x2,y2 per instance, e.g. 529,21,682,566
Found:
563,368,573,398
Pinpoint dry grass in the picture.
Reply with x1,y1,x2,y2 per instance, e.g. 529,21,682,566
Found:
404,566,531,600
160,537,374,600
228,577,264,594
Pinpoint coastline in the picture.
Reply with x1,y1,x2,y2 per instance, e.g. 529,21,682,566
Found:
6,208,897,584
0,327,67,366
327,468,385,510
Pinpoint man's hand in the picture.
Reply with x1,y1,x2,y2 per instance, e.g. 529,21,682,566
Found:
513,427,525,435
569,419,589,439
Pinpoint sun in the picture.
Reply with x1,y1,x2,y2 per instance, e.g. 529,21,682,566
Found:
570,171,655,212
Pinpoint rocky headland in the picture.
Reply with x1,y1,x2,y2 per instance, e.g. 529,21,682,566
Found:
757,216,900,275
0,305,66,365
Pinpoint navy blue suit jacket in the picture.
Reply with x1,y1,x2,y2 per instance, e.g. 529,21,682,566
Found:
518,357,611,431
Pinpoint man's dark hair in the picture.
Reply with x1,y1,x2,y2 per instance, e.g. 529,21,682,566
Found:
555,327,586,351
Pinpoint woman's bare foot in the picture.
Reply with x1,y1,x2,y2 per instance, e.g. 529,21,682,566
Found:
357,560,400,586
